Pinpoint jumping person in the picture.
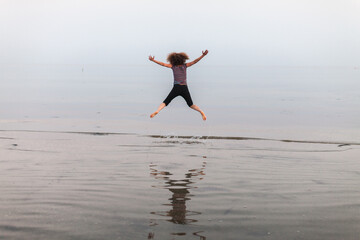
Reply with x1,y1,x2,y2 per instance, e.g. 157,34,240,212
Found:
149,50,208,121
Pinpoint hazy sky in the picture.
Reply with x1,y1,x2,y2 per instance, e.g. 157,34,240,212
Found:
1,0,359,66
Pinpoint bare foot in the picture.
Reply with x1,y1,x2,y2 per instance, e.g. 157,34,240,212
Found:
150,112,158,118
201,112,207,121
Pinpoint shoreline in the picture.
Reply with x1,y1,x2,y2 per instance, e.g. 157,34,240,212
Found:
1,117,360,145
1,128,359,147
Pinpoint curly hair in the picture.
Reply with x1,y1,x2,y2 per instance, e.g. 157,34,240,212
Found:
166,52,189,66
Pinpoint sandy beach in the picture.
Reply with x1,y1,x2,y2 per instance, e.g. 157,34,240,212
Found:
1,119,359,240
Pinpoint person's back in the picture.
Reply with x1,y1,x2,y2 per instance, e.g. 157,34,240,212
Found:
172,64,187,85
148,50,208,121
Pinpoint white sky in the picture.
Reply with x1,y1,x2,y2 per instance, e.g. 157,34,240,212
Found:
1,0,359,66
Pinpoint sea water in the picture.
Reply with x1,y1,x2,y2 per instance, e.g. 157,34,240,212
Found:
1,64,360,135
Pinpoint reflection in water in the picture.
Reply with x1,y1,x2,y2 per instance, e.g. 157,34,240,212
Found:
148,161,207,239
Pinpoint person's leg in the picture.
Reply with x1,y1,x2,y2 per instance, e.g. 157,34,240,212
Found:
150,103,166,118
190,104,207,121
150,86,179,118
180,86,207,121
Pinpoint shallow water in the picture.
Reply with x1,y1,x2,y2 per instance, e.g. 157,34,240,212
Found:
0,130,359,240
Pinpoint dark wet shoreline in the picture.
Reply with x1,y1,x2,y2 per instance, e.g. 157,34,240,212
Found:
1,129,359,146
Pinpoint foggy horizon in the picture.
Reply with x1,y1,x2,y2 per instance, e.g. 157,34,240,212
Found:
1,0,359,66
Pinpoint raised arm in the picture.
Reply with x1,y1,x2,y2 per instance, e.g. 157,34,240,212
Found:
186,50,208,67
149,55,172,68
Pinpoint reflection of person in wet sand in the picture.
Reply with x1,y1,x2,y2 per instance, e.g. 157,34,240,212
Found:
148,162,207,239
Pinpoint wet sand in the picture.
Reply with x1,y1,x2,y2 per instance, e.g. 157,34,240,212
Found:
1,125,359,240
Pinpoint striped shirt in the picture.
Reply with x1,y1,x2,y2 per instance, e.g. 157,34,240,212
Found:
171,64,187,85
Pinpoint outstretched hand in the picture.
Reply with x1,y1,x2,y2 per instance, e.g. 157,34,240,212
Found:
149,55,155,61
202,50,208,56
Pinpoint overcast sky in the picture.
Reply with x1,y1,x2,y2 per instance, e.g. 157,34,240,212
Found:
1,0,359,66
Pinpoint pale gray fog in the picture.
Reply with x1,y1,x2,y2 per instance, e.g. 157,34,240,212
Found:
1,0,360,66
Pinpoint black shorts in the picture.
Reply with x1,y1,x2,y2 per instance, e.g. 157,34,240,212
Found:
163,85,193,107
